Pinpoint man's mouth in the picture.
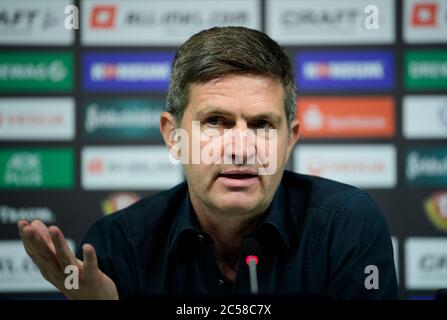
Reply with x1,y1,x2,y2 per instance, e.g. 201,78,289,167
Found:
216,170,259,188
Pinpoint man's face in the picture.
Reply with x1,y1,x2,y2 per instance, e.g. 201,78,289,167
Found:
166,74,299,217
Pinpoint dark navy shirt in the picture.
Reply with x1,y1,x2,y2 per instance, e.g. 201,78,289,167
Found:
78,170,398,299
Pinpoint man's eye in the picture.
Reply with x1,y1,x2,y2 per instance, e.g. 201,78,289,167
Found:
251,120,273,129
205,116,226,126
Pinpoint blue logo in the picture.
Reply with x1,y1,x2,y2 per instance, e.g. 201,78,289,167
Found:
83,52,174,92
296,51,394,91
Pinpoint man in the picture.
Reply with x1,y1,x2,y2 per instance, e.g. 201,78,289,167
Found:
17,27,398,300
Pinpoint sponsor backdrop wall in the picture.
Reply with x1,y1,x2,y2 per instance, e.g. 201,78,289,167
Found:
0,0,446,299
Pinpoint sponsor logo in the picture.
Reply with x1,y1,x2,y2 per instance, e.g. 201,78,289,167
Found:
82,0,260,45
82,146,183,190
90,5,117,29
266,0,395,44
424,191,447,232
403,96,447,139
83,52,173,92
296,51,394,90
406,147,447,186
404,0,447,43
0,206,56,224
293,144,396,188
0,0,73,45
0,52,73,92
0,98,75,141
0,240,74,292
404,50,447,89
0,149,73,189
405,238,447,289
412,3,438,27
83,98,164,139
102,192,141,215
298,97,394,138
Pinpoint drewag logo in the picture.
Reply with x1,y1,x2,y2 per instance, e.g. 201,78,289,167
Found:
83,52,173,92
296,51,394,91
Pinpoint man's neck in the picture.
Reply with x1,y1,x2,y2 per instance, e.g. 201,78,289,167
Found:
189,197,266,282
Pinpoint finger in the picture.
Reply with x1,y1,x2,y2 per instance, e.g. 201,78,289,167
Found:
82,244,99,277
20,224,40,257
18,223,40,263
49,226,77,270
23,224,61,275
19,224,64,284
18,220,34,254
31,220,55,252
17,220,30,237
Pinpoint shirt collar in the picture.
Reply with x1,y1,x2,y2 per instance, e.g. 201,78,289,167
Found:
167,192,202,253
168,180,296,255
250,182,296,254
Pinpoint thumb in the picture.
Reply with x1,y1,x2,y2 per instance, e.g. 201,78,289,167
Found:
82,244,99,276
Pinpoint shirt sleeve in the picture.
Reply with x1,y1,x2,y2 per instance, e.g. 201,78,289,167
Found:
326,192,399,299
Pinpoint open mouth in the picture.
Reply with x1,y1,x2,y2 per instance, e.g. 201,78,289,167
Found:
216,171,259,188
217,173,257,179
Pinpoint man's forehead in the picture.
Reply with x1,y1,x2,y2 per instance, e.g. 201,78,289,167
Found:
185,76,285,115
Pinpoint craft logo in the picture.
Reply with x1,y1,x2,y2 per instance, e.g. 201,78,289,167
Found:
424,192,447,232
83,52,173,92
298,97,394,138
266,0,395,44
0,149,73,189
83,98,164,139
0,52,73,92
296,51,394,90
406,147,447,186
0,0,73,45
405,238,447,289
101,192,141,215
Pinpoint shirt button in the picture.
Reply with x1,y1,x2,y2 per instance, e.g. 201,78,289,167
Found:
218,279,225,287
197,234,205,242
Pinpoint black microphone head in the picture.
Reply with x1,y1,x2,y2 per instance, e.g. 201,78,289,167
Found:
241,237,262,259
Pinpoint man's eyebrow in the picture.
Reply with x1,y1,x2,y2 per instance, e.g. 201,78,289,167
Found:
196,106,233,118
196,106,283,124
246,112,283,125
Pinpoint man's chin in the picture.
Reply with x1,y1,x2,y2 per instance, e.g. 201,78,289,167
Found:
212,194,261,214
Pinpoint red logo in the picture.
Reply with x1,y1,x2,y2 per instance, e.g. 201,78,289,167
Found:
411,3,438,27
91,5,117,29
88,158,103,174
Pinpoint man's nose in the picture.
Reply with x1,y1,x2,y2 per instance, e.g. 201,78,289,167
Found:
224,121,256,165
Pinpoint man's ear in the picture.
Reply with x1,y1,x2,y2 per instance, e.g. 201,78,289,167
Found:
160,112,178,150
286,119,300,160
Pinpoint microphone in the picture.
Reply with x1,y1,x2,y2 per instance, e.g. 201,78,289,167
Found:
241,238,262,294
